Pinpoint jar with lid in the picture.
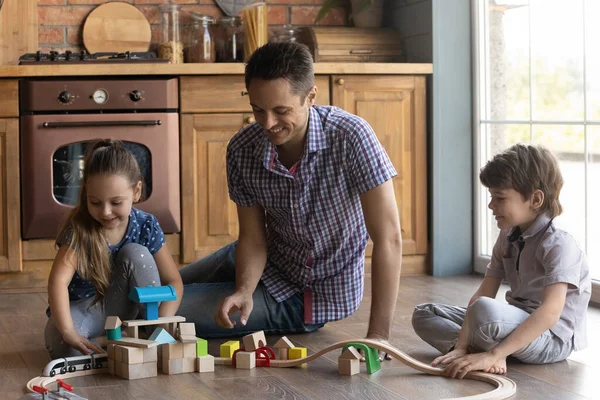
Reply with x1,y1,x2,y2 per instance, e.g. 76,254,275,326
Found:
216,16,244,63
158,4,184,64
270,24,299,43
186,12,216,63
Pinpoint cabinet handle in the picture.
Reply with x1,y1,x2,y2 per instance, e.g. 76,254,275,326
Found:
245,116,255,124
336,78,345,85
241,90,249,96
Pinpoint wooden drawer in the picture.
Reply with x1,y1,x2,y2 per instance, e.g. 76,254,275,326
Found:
180,75,331,113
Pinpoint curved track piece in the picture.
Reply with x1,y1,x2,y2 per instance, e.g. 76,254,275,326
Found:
26,368,108,393
270,339,516,400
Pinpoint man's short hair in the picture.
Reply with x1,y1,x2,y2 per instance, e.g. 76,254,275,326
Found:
479,143,564,217
245,41,315,99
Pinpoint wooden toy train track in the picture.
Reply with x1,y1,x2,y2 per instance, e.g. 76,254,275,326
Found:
27,339,516,400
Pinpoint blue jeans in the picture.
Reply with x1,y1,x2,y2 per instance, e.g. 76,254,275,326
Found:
178,242,324,338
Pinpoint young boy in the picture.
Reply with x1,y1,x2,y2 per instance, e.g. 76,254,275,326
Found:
412,144,591,378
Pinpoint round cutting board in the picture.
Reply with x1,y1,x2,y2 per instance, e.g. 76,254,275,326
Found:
83,2,151,53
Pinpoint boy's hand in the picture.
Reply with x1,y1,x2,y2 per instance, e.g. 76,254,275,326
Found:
443,351,506,379
431,346,468,367
214,290,254,328
61,329,105,355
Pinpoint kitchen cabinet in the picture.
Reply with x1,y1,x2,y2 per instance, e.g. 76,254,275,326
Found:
0,118,22,272
332,75,428,272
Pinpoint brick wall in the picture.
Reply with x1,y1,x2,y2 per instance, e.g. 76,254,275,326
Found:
38,0,346,53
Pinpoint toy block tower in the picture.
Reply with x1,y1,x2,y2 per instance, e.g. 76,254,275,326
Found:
338,347,361,376
242,331,266,351
104,316,122,340
274,336,294,360
128,285,177,320
112,344,158,380
160,329,197,375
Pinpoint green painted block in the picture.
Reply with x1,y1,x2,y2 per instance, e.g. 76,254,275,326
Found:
106,327,122,341
196,338,208,356
342,342,381,374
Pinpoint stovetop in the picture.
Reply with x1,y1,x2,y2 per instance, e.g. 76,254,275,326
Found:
18,51,171,65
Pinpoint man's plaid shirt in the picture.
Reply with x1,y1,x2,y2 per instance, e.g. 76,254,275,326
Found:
227,105,397,324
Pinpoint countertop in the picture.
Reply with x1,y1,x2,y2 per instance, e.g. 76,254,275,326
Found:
0,63,433,78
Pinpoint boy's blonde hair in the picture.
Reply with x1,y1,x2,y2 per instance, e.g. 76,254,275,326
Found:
57,139,142,306
479,143,563,218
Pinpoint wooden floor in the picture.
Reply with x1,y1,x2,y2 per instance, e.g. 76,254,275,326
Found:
2,275,598,400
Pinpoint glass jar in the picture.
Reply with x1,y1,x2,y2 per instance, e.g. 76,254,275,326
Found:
241,3,268,61
216,16,244,63
186,12,216,63
158,4,184,64
270,24,299,43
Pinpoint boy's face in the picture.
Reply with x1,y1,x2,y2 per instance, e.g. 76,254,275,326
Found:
488,188,540,231
248,78,317,151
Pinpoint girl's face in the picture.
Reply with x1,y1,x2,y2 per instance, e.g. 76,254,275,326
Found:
86,174,141,231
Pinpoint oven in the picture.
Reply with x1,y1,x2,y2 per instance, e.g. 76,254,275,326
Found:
20,77,180,239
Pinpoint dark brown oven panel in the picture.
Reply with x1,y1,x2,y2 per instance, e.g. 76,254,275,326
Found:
20,113,180,239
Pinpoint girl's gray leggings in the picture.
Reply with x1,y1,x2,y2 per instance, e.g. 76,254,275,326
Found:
411,296,573,364
45,243,161,359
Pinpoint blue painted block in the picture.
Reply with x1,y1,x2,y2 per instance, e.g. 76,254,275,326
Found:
149,327,176,344
145,303,159,320
129,285,177,304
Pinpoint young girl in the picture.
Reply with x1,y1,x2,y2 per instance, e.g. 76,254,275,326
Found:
45,139,183,359
412,144,591,378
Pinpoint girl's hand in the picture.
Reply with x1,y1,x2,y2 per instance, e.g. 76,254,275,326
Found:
431,346,468,367
61,329,105,355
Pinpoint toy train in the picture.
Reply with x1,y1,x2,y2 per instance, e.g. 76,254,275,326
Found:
42,353,108,377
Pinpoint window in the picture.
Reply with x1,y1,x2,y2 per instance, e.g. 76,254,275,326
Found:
473,0,599,286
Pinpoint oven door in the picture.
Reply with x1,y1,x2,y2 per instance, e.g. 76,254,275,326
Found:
20,113,180,239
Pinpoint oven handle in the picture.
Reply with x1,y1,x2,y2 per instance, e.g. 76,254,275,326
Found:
41,120,162,128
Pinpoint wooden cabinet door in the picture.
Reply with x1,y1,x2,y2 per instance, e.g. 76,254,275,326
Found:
332,75,427,256
180,113,253,263
0,119,22,272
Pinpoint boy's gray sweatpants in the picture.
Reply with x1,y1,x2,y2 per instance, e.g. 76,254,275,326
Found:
411,296,573,364
45,243,161,359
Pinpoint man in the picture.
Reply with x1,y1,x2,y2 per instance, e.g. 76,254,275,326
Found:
178,41,402,353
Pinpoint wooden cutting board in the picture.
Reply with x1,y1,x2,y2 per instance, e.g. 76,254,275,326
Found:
83,2,151,53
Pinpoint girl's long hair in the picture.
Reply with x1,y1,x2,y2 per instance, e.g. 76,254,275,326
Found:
57,139,142,306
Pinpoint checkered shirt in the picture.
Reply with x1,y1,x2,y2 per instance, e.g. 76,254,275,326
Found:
227,106,397,324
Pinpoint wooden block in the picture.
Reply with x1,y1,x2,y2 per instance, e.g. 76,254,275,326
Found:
148,327,176,344
143,346,158,363
178,322,196,337
214,357,233,365
108,337,159,348
105,316,122,330
196,355,215,372
274,337,294,360
277,348,288,360
125,325,139,339
162,342,184,359
288,347,307,360
182,357,195,373
236,351,256,369
107,343,116,359
115,361,124,377
220,340,240,358
114,345,124,363
122,346,144,365
338,359,360,376
120,361,158,380
196,338,208,356
183,342,196,358
108,359,115,375
162,357,184,375
123,316,185,327
242,331,267,351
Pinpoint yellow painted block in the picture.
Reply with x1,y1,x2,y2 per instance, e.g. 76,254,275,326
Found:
219,340,240,358
288,347,307,360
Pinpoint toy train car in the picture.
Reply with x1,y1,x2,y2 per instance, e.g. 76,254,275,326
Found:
42,353,108,377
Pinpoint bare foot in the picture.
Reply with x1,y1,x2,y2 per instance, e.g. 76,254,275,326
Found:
483,357,507,375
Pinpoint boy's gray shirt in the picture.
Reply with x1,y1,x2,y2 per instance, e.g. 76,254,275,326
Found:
485,213,591,351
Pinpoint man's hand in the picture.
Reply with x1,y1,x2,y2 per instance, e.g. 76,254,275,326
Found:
431,346,468,367
442,351,506,379
61,329,105,355
214,291,254,328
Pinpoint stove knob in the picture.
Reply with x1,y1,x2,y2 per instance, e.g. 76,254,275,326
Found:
58,91,73,104
129,90,143,102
